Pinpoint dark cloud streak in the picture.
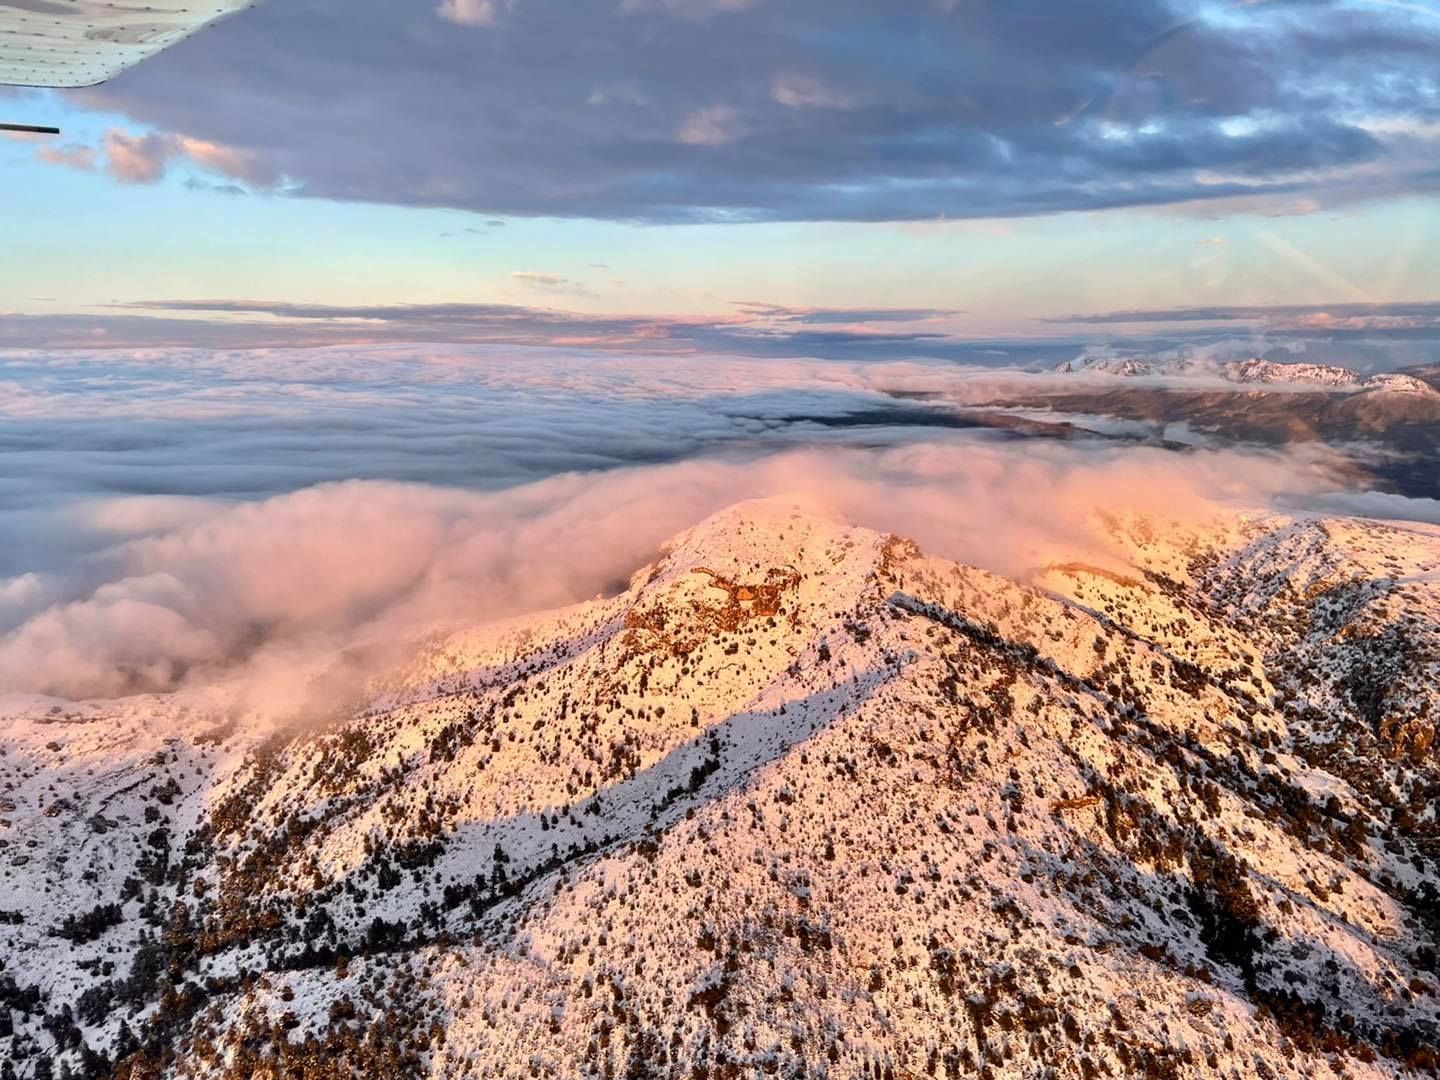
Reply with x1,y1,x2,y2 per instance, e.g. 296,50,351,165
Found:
0,298,1032,363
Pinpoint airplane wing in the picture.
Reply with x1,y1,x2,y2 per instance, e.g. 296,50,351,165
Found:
0,0,253,89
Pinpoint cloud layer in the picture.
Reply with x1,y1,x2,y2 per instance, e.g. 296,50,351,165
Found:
0,300,1044,362
52,0,1440,221
0,344,1052,588
4,341,1435,705
0,439,1351,702
8,298,1440,371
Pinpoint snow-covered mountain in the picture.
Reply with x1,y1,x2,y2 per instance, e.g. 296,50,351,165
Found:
3,499,1439,1079
1054,355,1440,395
1362,372,1440,396
1051,356,1162,378
1216,358,1364,388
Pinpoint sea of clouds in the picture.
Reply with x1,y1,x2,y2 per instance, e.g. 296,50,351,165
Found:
2,344,1435,705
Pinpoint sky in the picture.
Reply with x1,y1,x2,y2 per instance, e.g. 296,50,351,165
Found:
2,0,1440,349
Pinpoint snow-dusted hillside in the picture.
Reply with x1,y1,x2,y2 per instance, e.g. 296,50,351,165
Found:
1053,355,1440,395
3,499,1439,1079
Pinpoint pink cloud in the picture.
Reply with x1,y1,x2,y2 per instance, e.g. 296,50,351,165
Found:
105,130,176,184
35,143,97,172
678,105,745,146
437,0,500,26
173,135,278,188
0,440,1343,702
39,128,280,187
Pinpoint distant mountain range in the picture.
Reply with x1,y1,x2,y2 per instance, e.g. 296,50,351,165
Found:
1053,355,1440,397
915,357,1440,500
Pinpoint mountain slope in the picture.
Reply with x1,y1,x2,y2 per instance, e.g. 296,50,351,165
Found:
2,499,1439,1079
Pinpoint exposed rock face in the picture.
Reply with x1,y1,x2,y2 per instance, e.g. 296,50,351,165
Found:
2,499,1439,1079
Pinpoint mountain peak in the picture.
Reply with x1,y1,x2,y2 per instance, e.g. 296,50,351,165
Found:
1362,371,1440,396
4,501,1440,1079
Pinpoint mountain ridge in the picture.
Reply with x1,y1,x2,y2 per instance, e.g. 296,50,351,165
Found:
1,499,1438,1078
1052,355,1440,398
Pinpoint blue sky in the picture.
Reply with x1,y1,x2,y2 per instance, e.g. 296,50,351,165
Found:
2,0,1440,350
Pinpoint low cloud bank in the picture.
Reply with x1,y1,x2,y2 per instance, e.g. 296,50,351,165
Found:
3,342,1431,709
0,438,1352,703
